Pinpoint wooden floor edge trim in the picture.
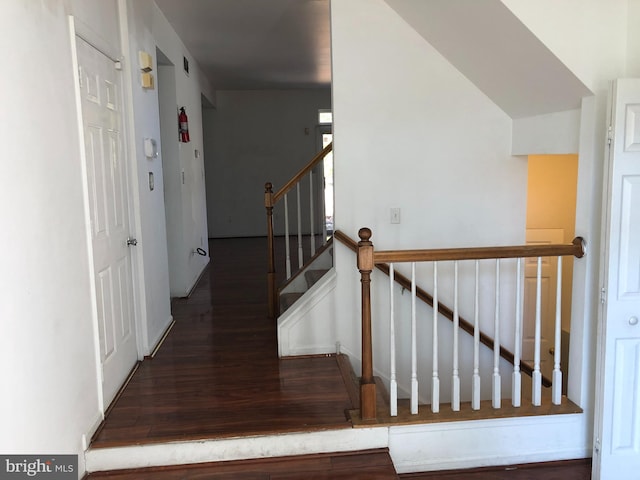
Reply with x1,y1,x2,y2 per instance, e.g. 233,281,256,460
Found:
398,457,591,478
336,353,360,409
85,448,392,477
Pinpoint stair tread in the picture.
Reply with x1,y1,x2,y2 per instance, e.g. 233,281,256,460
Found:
305,268,329,288
280,292,304,314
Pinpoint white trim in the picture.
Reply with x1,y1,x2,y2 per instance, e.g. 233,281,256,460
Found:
389,414,590,474
278,268,337,356
85,427,388,472
117,0,150,356
68,15,105,415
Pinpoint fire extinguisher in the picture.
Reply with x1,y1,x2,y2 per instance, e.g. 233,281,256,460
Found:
178,107,190,143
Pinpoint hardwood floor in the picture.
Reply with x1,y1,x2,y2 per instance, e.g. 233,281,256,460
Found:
399,459,591,479
91,237,353,448
87,237,591,479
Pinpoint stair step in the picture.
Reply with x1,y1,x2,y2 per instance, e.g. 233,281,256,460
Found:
305,268,329,288
84,448,398,479
280,292,304,314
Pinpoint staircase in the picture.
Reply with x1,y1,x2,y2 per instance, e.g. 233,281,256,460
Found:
265,143,333,318
279,239,333,314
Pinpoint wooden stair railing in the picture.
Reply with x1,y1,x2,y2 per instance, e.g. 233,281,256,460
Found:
265,142,333,318
343,228,585,422
336,230,557,387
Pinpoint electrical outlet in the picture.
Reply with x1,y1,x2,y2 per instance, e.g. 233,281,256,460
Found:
390,208,401,224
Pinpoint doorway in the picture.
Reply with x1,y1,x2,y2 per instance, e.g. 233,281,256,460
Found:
524,154,579,392
156,48,180,297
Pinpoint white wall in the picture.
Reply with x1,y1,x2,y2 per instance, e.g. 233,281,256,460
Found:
330,0,527,368
503,0,636,434
0,1,212,476
512,109,581,155
124,0,209,303
152,3,210,295
205,89,332,238
0,1,120,475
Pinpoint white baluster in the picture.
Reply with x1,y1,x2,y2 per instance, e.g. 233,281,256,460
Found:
552,257,563,405
532,256,543,406
512,258,523,407
309,171,316,255
472,260,480,411
296,184,303,268
492,259,501,409
452,261,460,411
411,262,418,414
284,193,291,279
390,263,398,416
321,173,327,244
432,262,440,414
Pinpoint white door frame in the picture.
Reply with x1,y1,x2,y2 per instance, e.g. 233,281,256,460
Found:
69,14,144,415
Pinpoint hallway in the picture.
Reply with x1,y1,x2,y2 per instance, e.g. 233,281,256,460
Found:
91,237,354,448
86,237,590,479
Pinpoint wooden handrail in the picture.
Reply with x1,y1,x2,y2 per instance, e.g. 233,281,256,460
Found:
272,142,333,204
373,237,585,264
336,229,587,400
351,227,586,421
264,142,333,318
335,230,551,386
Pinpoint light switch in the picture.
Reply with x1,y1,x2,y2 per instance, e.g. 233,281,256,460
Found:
390,208,401,224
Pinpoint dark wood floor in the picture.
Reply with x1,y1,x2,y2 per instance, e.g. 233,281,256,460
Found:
91,237,353,448
88,237,591,479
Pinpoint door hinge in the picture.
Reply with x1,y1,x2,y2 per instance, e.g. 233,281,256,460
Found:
607,125,612,145
600,287,606,304
78,66,83,89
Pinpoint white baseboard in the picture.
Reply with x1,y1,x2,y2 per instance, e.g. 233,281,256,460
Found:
389,414,590,473
85,427,388,472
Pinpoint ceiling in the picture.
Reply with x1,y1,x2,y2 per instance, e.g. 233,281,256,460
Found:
155,0,591,119
154,0,331,90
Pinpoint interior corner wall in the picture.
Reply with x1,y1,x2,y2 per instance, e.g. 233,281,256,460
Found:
151,3,210,295
205,89,332,238
512,109,581,155
330,0,527,380
125,0,209,303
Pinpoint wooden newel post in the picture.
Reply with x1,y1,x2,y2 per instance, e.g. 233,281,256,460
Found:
357,227,377,421
265,182,277,318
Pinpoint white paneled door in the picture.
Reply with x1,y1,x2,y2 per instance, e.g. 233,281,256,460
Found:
594,79,640,479
76,37,138,408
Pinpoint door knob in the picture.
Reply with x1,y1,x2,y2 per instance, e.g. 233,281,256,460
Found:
126,237,138,246
629,316,639,326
